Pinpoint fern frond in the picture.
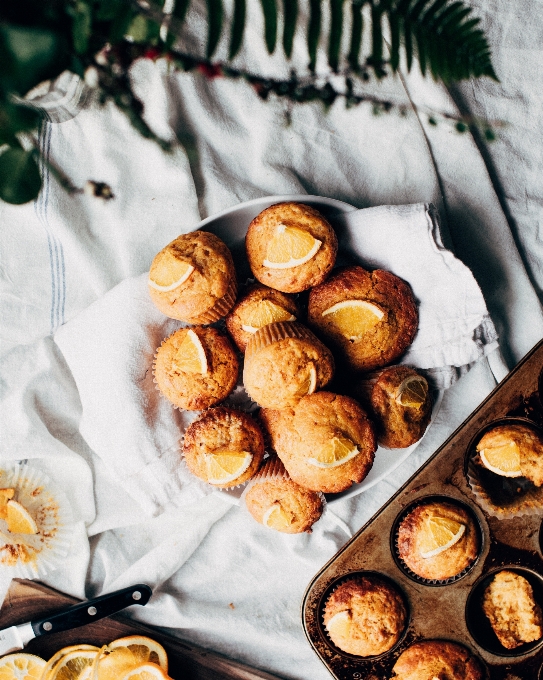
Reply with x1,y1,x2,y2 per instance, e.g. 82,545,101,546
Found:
205,0,222,58
328,0,344,72
260,0,278,53
282,0,298,58
229,0,246,58
348,1,364,70
307,0,322,71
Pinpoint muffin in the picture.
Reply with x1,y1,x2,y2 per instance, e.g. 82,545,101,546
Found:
391,640,484,680
396,501,480,581
243,322,334,409
154,327,239,410
245,202,338,293
307,265,418,372
148,231,237,324
323,575,407,656
225,283,299,352
476,423,543,487
183,407,265,487
482,570,543,649
244,458,323,533
260,392,376,494
361,366,432,448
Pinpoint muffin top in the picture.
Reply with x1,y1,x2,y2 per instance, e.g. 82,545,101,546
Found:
154,327,239,410
260,392,376,493
225,283,299,352
245,202,338,293
323,575,407,657
244,461,323,533
368,366,432,449
243,322,334,409
396,501,480,581
476,423,543,487
482,570,543,649
183,407,265,488
307,265,418,371
148,231,237,323
391,640,484,680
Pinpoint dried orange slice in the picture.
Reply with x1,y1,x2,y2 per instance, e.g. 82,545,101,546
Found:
240,300,296,333
263,224,322,269
295,364,317,397
41,645,99,680
321,300,384,340
0,653,46,680
0,488,15,520
262,503,292,531
172,329,207,375
419,516,466,558
107,638,168,672
307,437,359,469
6,500,38,535
479,441,522,478
325,610,352,638
205,451,253,485
92,637,168,680
148,251,194,292
395,375,429,408
120,664,170,680
49,650,98,680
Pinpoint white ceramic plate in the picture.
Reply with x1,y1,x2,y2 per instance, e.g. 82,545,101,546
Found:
196,194,443,505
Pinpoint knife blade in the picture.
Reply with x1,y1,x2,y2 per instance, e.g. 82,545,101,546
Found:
0,583,152,656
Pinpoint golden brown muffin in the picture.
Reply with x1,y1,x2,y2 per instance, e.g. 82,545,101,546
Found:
364,366,432,448
391,640,484,680
183,407,265,488
245,458,323,533
245,202,338,293
396,501,480,581
243,322,334,409
148,231,237,324
307,266,418,372
323,575,407,656
476,423,543,486
482,570,543,649
260,392,376,494
225,283,299,352
154,327,238,410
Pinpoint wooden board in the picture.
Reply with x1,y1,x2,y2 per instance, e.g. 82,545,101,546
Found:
0,579,282,680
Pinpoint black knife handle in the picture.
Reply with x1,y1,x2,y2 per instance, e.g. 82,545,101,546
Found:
31,584,152,637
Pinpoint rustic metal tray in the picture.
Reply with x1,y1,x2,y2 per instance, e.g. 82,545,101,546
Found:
302,339,543,680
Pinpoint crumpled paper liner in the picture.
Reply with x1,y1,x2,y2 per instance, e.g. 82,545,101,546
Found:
244,320,317,359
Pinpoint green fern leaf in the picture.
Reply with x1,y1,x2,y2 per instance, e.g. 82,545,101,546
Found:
328,0,343,72
308,0,321,71
388,10,400,71
282,0,298,58
371,3,382,67
206,0,222,57
229,0,245,58
349,1,364,69
172,0,191,24
260,0,277,53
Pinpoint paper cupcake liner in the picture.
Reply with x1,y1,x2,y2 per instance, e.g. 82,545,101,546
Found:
0,462,75,579
187,278,238,325
245,321,317,359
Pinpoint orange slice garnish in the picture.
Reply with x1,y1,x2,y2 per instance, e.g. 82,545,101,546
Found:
204,451,253,485
419,516,466,558
6,500,38,535
148,251,194,292
240,300,296,333
172,329,207,375
263,224,322,269
307,437,359,469
321,300,384,340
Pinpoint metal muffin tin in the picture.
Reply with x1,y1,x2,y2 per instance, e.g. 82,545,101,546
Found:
302,339,543,680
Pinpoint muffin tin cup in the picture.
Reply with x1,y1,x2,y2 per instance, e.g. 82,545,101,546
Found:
390,495,483,587
187,278,238,325
466,417,543,519
318,571,410,661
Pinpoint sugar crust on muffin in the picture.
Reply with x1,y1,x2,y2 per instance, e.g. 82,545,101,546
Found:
183,407,265,488
243,322,334,409
260,391,376,493
391,640,484,680
154,327,239,410
245,202,338,293
308,265,418,371
396,501,480,581
149,231,237,323
323,575,407,656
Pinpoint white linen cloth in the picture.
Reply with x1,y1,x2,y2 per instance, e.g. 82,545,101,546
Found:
1,0,543,676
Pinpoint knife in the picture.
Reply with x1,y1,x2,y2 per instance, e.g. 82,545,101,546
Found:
0,584,152,656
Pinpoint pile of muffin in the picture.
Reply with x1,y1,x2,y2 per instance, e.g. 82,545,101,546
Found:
149,202,433,534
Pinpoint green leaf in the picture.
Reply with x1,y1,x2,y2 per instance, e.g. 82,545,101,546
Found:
96,0,126,22
282,0,298,58
172,0,192,24
72,1,92,55
260,0,277,53
126,15,150,43
0,101,41,145
307,0,321,71
371,3,382,67
0,147,42,205
388,10,400,71
206,0,223,57
348,1,363,69
229,0,246,58
109,4,136,43
328,0,343,72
